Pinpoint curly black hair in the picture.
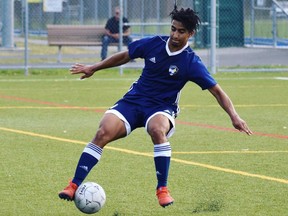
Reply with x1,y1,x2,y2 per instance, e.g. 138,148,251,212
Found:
169,7,201,33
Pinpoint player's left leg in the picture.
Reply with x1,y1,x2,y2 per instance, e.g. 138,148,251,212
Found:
59,113,127,201
72,113,127,185
146,111,175,207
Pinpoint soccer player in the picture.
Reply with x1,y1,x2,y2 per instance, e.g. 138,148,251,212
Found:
59,7,252,208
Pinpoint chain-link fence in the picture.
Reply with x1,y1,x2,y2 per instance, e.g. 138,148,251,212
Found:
0,0,287,72
246,0,288,47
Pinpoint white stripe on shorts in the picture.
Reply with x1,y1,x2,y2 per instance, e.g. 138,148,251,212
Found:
105,109,131,135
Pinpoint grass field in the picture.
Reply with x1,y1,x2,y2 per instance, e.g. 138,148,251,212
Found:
0,69,287,216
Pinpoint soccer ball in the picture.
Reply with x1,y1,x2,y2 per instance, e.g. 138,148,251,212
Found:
74,182,106,214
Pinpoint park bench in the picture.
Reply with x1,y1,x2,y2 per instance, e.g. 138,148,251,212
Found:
47,25,119,63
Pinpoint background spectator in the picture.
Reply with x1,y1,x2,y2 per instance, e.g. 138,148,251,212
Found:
101,6,133,60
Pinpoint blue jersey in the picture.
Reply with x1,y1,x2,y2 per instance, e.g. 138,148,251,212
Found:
124,36,217,114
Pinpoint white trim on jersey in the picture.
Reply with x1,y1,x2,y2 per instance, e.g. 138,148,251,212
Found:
165,38,189,56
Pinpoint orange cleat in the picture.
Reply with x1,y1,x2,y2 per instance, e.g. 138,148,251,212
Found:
58,180,78,201
156,186,174,208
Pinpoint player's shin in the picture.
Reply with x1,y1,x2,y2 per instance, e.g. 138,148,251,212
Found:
153,142,171,189
72,142,103,186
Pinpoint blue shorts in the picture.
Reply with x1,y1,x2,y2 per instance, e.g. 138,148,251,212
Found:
105,98,176,138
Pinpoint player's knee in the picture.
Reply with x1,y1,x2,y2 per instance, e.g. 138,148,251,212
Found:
93,127,112,147
148,127,167,144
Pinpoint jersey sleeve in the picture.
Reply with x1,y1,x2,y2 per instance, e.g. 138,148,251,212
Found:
189,56,217,90
128,37,153,59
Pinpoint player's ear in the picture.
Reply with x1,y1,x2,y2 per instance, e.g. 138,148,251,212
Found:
189,30,195,37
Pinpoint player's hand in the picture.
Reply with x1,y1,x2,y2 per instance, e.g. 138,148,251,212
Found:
70,63,94,80
232,116,253,135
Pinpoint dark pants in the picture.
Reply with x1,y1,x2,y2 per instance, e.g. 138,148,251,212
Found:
101,35,133,60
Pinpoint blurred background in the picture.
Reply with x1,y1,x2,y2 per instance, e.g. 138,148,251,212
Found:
0,0,287,73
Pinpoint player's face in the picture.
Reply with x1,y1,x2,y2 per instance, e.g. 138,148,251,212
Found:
169,20,194,51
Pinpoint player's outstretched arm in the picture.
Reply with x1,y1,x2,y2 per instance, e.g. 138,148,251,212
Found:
208,84,253,135
70,51,131,80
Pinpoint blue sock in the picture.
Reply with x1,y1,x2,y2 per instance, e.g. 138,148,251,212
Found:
154,142,171,189
72,142,103,186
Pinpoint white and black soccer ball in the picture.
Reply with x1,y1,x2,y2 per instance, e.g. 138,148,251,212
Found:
74,182,106,214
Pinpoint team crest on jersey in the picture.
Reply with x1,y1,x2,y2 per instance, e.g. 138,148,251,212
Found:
168,65,179,76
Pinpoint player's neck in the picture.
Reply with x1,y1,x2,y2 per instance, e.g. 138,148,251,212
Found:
166,38,189,55
168,44,182,52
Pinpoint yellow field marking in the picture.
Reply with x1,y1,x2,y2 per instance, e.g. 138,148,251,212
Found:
171,158,288,184
180,104,288,108
1,126,287,185
0,127,152,157
0,126,86,144
173,150,288,154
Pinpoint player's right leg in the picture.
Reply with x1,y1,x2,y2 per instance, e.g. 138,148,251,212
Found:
59,113,127,201
146,111,176,207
